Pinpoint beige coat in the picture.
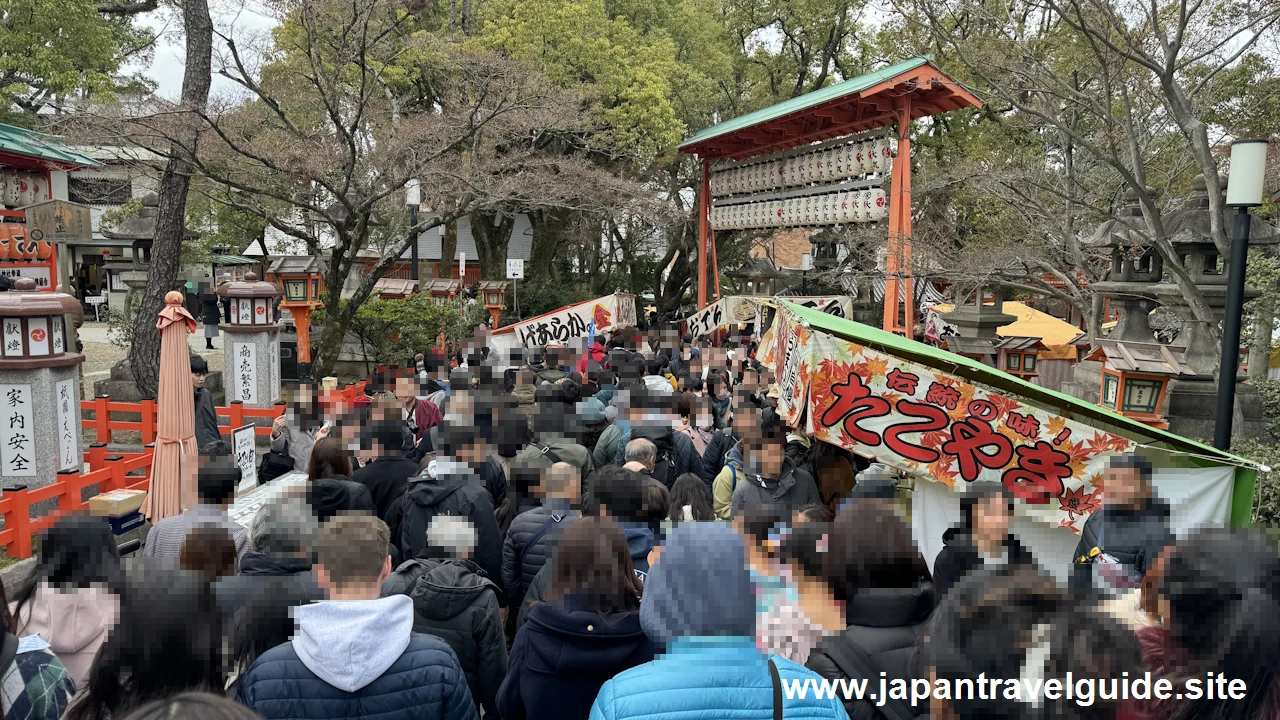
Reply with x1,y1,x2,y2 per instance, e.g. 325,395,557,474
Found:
12,583,120,689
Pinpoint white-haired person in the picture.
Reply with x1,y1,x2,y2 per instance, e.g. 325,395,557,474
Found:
381,516,506,718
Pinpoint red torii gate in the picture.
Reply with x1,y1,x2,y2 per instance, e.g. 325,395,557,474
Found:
677,56,981,335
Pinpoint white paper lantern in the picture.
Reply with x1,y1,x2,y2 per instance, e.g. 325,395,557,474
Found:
818,194,832,224
844,144,859,178
769,200,783,226
771,160,785,189
835,192,852,223
871,137,891,173
869,188,888,220
750,164,763,192
816,150,831,181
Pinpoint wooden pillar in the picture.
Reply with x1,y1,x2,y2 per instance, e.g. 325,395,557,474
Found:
710,222,721,302
293,307,313,364
698,158,711,309
883,95,914,335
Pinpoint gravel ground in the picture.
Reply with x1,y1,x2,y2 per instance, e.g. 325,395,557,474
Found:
77,321,226,400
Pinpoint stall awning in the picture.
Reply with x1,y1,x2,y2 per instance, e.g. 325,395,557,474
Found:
779,299,1248,464
0,123,101,169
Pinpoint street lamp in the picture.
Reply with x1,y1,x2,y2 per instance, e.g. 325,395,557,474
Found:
1214,139,1269,450
406,179,421,282
800,251,812,295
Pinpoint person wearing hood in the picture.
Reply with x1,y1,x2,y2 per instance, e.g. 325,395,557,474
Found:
382,516,506,719
215,497,324,623
1070,454,1173,598
577,397,610,459
304,438,375,523
0,581,75,720
9,515,122,691
728,419,821,520
640,356,675,395
576,338,607,375
516,466,655,630
932,482,1035,598
237,515,478,720
387,422,504,603
500,516,653,720
805,498,937,719
588,522,846,720
503,461,581,610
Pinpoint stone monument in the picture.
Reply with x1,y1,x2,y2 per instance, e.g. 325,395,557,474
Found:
938,285,1016,366
0,279,85,490
216,272,283,408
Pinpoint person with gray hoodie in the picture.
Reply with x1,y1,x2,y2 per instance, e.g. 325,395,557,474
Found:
236,515,478,720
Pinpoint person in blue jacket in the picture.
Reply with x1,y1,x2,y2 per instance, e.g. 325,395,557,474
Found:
236,514,478,720
588,521,848,720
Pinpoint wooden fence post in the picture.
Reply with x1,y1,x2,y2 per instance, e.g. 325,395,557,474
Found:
94,395,112,444
139,397,157,446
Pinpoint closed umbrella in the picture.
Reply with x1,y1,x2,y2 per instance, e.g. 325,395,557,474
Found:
141,291,199,522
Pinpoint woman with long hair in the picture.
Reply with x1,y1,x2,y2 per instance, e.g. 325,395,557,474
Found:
497,516,654,720
63,569,225,720
931,481,1035,597
304,436,374,522
805,498,936,719
9,514,123,690
666,473,714,526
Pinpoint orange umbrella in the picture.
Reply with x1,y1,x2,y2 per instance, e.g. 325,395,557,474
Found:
141,291,199,522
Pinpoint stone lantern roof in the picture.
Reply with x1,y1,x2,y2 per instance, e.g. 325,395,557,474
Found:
100,193,199,242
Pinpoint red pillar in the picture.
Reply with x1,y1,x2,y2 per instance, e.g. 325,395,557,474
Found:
698,158,711,309
883,95,914,336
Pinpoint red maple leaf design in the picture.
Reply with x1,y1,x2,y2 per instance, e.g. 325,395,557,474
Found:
987,394,1023,420
1057,517,1081,535
1058,485,1102,518
592,304,612,330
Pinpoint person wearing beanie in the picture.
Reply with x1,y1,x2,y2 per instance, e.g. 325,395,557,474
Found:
588,522,847,720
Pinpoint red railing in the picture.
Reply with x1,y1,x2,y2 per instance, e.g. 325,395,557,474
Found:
83,395,290,444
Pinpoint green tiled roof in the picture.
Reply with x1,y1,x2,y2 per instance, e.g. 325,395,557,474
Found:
679,57,933,152
0,123,100,168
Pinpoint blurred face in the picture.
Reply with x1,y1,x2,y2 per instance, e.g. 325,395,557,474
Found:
972,495,1012,543
456,439,487,466
695,408,713,430
754,441,785,478
191,371,206,390
1102,466,1148,508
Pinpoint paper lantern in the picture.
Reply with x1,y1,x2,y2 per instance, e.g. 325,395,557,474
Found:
871,137,891,173
838,192,856,223
869,187,888,220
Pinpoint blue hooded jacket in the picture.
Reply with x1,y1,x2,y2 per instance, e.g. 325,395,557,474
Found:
589,523,847,720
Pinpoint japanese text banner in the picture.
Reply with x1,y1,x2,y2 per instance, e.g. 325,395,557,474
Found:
797,328,1134,532
512,293,636,348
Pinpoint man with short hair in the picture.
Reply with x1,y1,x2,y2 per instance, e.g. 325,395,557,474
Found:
144,453,249,560
1071,454,1172,597
352,417,421,524
192,355,220,450
623,438,657,475
237,515,479,720
215,497,324,622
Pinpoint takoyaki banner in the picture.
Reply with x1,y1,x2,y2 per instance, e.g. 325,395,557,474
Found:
771,306,1136,532
685,296,851,338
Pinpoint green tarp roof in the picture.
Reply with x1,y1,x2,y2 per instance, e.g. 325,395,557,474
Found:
0,124,100,168
779,300,1251,467
212,254,259,265
678,57,932,152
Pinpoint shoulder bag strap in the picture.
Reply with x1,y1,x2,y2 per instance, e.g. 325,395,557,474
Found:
819,637,917,720
518,514,563,566
532,442,563,466
768,657,784,720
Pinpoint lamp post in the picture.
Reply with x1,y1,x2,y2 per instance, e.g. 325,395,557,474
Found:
1213,139,1269,450
800,252,812,295
406,179,421,282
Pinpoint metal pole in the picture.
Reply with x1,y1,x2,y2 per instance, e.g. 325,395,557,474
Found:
410,206,420,281
1213,207,1252,450
514,278,520,321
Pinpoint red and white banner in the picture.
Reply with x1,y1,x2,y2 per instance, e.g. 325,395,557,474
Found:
509,293,637,347
773,308,1134,532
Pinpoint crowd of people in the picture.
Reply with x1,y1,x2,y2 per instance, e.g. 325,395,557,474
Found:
3,326,1277,720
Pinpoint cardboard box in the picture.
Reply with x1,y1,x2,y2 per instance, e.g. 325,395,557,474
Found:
88,489,147,517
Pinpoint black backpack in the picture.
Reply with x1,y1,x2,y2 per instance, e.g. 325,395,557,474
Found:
632,426,677,488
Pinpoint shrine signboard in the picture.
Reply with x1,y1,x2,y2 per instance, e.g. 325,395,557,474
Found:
771,305,1136,532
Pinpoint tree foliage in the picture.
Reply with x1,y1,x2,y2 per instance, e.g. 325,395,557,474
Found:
334,294,488,371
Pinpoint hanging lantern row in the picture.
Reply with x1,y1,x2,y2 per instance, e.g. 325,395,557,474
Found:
711,135,893,197
711,188,888,230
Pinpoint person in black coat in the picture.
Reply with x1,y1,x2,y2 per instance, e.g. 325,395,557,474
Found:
499,516,654,720
502,460,581,609
305,438,375,523
1070,454,1173,598
191,355,221,450
388,422,504,604
215,496,324,624
352,418,420,524
932,482,1036,598
382,516,506,718
805,498,937,720
198,280,221,350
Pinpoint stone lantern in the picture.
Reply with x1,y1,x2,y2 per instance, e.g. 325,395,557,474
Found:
216,272,283,407
0,278,85,488
939,286,1015,367
478,280,508,327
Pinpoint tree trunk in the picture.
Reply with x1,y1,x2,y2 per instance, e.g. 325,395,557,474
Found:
1249,296,1275,383
470,211,513,280
528,209,566,284
441,219,457,279
127,0,212,397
